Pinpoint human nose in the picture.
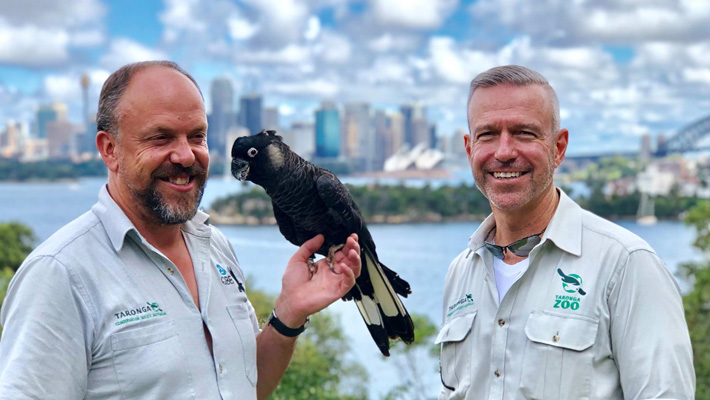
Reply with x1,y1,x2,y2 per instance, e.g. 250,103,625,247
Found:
494,131,518,162
169,136,196,167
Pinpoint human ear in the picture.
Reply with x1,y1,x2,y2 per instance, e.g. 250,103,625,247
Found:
553,129,569,168
96,130,119,173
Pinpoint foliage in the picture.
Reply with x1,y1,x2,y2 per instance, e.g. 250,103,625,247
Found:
569,155,642,183
0,267,14,337
246,283,369,400
0,158,106,181
211,183,492,223
681,200,710,399
576,183,699,220
383,313,440,400
0,222,35,272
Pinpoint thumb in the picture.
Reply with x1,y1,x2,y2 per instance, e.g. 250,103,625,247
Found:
291,234,324,262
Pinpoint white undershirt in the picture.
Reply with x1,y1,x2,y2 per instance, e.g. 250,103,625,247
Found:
493,257,530,303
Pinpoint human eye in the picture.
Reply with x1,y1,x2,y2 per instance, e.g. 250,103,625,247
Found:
475,131,494,141
190,132,207,143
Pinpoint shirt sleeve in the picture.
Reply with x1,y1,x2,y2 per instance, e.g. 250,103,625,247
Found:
608,249,695,400
0,256,93,399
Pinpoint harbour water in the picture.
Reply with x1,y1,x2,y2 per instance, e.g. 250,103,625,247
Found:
0,177,703,398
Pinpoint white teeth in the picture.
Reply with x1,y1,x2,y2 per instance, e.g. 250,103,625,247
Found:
493,172,521,179
169,177,189,185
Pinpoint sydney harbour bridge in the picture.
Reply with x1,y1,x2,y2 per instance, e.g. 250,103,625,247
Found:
655,114,710,156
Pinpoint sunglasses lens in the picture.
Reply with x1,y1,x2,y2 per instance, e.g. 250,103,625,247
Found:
485,242,505,259
510,236,541,255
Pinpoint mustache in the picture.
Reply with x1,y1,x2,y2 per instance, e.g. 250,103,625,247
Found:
151,163,207,180
483,161,531,171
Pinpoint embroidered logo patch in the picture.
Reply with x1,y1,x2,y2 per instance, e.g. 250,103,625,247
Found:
557,268,586,296
447,293,475,317
114,302,166,326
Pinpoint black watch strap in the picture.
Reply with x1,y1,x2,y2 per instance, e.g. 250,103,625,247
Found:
268,309,308,337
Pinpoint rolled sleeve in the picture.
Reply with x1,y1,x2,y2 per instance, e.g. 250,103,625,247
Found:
0,256,93,399
609,249,695,400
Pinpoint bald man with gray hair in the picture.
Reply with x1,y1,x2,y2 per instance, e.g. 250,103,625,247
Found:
437,65,694,400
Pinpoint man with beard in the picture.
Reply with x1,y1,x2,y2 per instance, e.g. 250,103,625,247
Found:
0,61,361,400
437,65,694,400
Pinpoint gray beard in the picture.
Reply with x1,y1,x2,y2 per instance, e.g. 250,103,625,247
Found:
131,181,205,225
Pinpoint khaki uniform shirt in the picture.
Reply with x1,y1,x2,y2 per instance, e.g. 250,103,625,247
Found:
0,185,260,399
437,190,695,400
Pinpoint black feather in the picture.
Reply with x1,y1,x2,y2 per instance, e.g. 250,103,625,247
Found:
231,130,415,356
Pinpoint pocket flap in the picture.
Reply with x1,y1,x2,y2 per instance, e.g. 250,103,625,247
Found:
111,320,177,351
435,311,476,345
524,311,598,351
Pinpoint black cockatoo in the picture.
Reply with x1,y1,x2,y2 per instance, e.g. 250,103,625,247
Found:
231,130,414,356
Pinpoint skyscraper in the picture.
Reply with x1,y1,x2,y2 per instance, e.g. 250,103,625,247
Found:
36,102,67,139
315,101,340,158
342,102,373,171
209,77,234,153
239,94,263,135
400,102,427,148
262,107,279,131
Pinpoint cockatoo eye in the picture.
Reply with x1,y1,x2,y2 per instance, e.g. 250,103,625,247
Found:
247,147,258,158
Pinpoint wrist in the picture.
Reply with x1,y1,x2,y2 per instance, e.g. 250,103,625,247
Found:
273,297,308,328
268,308,308,337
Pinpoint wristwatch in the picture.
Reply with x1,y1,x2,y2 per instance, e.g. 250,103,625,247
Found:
268,308,308,337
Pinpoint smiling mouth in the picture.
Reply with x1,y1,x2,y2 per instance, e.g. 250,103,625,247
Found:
492,171,526,179
161,175,193,186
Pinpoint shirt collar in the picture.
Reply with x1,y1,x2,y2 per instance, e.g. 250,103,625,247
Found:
467,188,582,257
91,185,212,252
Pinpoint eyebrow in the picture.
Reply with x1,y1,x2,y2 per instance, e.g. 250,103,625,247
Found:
473,122,543,134
148,124,208,135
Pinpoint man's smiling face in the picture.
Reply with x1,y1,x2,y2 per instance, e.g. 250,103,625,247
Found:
466,83,566,212
113,66,209,224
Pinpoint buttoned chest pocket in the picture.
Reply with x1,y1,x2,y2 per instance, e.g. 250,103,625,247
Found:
111,320,195,399
520,311,599,400
227,303,258,386
435,311,476,400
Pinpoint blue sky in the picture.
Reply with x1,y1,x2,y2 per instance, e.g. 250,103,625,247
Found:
1,0,709,155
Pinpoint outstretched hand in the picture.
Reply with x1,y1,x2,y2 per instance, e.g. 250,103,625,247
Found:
274,234,361,328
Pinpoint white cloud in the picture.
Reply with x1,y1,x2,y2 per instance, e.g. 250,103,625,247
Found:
358,57,414,84
313,31,351,64
278,104,296,116
471,0,710,45
270,79,340,97
239,44,311,65
0,0,105,28
99,39,169,71
246,0,309,47
0,22,70,66
683,68,710,85
70,29,105,47
228,16,259,40
160,0,208,43
304,16,321,41
368,34,419,52
370,0,458,29
426,36,497,83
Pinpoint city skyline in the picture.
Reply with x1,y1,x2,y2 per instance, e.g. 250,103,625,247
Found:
1,1,709,155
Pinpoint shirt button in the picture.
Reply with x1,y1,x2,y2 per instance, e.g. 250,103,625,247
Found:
484,276,488,282
498,319,505,327
553,335,560,342
167,267,175,275
218,364,223,374
494,369,501,377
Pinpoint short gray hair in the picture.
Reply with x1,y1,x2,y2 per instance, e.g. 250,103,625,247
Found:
96,61,203,138
467,65,560,132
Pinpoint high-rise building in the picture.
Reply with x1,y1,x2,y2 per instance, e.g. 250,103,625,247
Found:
342,102,374,171
36,102,67,139
315,101,340,158
239,94,263,135
400,102,427,148
262,107,279,131
47,120,78,159
285,122,315,160
209,77,234,153
1,121,22,158
81,73,91,124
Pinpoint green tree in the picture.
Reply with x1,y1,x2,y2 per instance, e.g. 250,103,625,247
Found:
383,313,439,400
681,200,710,399
0,222,35,272
0,222,35,337
246,282,368,400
